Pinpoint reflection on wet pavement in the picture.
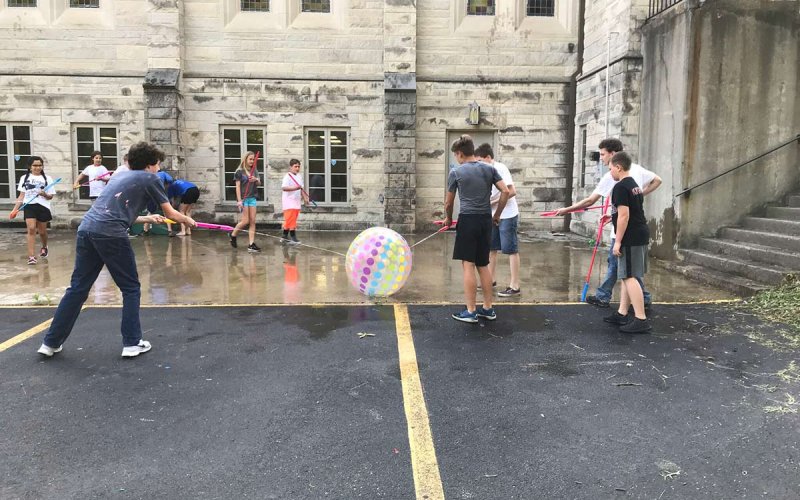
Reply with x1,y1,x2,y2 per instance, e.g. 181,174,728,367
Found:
0,228,734,305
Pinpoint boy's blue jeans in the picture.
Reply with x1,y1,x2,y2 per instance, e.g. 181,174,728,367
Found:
43,231,143,348
595,239,652,305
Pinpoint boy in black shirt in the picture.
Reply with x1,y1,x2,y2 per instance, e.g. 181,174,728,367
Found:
603,152,652,333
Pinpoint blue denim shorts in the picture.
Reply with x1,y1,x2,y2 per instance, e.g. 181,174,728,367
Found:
490,215,519,254
242,197,257,207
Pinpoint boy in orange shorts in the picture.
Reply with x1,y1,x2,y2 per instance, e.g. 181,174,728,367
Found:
281,159,308,245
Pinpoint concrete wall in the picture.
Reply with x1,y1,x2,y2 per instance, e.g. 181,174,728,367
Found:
641,0,800,257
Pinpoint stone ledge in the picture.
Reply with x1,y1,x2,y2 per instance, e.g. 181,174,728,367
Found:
214,203,275,213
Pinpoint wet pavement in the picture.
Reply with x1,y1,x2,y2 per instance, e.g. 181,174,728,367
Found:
0,227,734,306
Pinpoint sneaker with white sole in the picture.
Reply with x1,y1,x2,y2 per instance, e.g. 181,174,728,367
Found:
497,287,521,297
121,340,152,358
37,344,62,357
27,256,37,265
452,308,479,323
40,247,49,258
476,306,497,320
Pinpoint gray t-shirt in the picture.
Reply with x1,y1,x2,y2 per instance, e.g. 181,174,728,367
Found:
447,161,502,215
79,170,169,237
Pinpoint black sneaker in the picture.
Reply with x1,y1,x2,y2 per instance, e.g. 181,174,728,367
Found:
619,317,652,334
247,243,261,253
229,234,238,248
477,281,496,291
497,287,520,297
603,311,631,325
39,247,48,258
586,295,610,308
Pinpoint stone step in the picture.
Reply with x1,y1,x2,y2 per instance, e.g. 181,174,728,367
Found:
699,238,800,269
661,260,768,297
742,217,800,236
719,227,800,253
766,206,800,220
787,194,800,208
681,249,790,285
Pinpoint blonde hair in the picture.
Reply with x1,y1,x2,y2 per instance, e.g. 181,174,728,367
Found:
236,151,256,175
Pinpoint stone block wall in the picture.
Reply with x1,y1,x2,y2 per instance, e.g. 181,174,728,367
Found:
416,81,571,232
569,0,649,239
181,78,385,230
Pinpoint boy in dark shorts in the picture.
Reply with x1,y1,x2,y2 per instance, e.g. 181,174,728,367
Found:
443,135,510,323
602,152,652,333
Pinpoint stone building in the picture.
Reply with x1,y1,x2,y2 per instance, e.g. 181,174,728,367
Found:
0,0,581,233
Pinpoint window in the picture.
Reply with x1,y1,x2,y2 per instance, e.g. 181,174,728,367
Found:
306,128,349,205
579,126,587,188
241,0,268,12
8,0,37,7
69,0,99,7
73,125,118,200
221,127,266,202
467,0,494,15
301,0,329,13
527,0,555,17
0,124,32,200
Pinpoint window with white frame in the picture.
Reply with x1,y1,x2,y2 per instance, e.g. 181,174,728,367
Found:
221,127,266,202
467,0,494,15
527,0,555,17
241,0,269,12
306,128,349,205
0,124,32,200
302,0,329,13
73,125,118,200
8,0,38,7
70,0,99,7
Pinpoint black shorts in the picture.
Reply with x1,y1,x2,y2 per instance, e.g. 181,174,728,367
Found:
179,187,200,205
24,204,52,223
452,213,492,266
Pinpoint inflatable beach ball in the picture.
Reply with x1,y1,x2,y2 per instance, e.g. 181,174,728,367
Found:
346,227,412,297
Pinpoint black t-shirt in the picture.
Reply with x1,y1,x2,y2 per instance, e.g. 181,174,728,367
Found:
611,176,649,246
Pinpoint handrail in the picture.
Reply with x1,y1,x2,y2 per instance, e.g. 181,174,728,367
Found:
675,134,800,197
648,0,685,19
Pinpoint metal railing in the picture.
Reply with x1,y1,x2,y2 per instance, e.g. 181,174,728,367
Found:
648,0,685,19
675,134,800,197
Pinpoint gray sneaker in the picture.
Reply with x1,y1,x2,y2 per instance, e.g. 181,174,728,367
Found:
497,287,520,297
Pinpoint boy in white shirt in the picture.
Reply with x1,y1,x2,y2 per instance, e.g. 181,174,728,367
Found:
556,139,662,307
281,159,308,245
73,151,110,200
475,143,521,297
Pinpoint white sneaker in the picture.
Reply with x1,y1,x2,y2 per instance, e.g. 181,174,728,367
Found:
37,344,62,357
121,340,152,358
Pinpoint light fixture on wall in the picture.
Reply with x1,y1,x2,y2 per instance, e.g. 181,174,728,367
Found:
466,102,480,125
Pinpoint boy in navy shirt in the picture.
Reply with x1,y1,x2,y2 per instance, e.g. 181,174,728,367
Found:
38,142,197,358
603,152,652,333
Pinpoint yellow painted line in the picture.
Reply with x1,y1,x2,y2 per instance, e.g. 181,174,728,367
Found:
394,304,445,500
0,318,53,353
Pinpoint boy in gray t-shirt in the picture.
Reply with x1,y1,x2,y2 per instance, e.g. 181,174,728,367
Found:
38,142,197,360
444,135,509,324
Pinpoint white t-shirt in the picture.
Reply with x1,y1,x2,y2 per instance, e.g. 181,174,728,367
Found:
18,173,56,211
81,164,110,198
592,163,657,236
489,161,519,219
115,162,129,173
282,172,303,210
